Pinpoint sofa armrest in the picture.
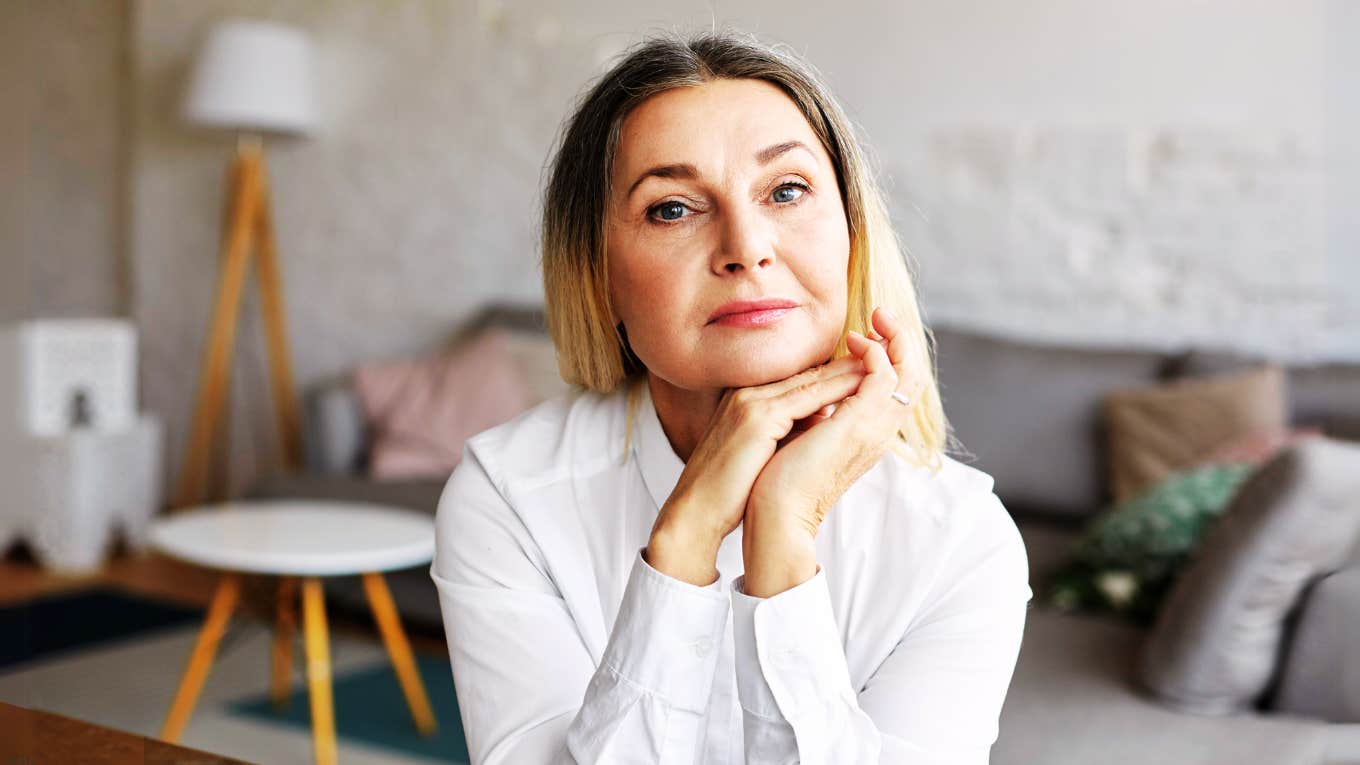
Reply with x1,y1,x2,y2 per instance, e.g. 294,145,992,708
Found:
1270,559,1360,722
302,377,367,475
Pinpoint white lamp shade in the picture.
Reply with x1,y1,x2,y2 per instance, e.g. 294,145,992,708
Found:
183,18,319,136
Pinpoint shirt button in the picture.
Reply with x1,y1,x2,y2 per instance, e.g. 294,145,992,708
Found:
692,637,713,658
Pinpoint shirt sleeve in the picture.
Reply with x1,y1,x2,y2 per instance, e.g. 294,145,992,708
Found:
430,444,731,764
728,489,1032,764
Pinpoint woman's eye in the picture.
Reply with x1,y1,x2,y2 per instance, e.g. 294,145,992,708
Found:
772,182,809,203
651,201,688,222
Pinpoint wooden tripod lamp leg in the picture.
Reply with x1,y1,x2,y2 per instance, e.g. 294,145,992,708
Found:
174,147,262,510
161,573,241,742
251,154,303,471
362,572,438,736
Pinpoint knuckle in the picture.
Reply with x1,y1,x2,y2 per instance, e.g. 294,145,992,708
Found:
731,394,759,421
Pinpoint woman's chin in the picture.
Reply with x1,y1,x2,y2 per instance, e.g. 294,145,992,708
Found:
710,346,827,387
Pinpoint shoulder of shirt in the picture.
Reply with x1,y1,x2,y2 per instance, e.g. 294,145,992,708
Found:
460,384,629,494
875,449,1019,544
870,451,1028,596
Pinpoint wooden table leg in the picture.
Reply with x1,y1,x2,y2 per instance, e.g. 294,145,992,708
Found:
160,573,241,742
361,572,437,736
271,576,297,709
302,577,337,765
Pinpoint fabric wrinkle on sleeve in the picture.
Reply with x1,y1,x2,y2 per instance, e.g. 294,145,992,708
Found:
603,546,732,715
729,565,856,721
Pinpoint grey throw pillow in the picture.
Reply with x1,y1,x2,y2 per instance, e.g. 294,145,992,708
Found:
1136,436,1360,714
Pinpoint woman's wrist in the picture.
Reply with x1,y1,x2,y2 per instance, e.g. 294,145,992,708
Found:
645,502,723,587
741,504,818,598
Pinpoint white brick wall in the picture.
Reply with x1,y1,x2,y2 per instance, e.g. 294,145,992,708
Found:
895,126,1337,362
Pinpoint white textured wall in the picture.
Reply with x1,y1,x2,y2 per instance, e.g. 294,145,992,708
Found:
1325,0,1360,358
119,0,1357,498
898,126,1330,356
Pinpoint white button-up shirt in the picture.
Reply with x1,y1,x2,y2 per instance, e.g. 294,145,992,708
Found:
431,380,1032,764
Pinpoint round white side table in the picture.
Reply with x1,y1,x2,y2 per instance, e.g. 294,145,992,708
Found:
147,500,437,765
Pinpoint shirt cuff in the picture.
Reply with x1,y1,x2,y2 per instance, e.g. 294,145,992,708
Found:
731,565,855,721
599,546,731,714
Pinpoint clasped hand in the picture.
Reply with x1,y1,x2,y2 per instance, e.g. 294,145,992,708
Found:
746,306,924,539
649,306,926,596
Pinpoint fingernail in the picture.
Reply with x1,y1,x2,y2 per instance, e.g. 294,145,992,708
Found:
881,307,896,321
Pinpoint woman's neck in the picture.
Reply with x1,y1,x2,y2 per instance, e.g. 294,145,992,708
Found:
645,371,724,464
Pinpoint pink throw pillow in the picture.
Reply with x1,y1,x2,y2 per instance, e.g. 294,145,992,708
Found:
1192,425,1325,469
353,327,535,480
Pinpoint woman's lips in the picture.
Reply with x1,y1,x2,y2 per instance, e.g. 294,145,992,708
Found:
709,306,797,328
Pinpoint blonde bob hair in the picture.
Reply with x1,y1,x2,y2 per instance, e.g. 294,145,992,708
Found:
540,28,955,473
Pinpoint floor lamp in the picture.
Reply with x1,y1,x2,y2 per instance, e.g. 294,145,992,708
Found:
176,19,319,510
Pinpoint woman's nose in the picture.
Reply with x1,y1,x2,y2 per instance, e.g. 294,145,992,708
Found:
711,207,775,274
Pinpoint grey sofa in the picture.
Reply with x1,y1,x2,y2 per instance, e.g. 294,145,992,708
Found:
248,309,1360,764
932,327,1360,764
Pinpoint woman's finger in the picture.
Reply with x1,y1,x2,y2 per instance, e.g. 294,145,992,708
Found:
766,365,866,428
842,331,898,406
751,354,864,402
871,307,912,382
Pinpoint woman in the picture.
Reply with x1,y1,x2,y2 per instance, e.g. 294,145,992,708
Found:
431,29,1031,764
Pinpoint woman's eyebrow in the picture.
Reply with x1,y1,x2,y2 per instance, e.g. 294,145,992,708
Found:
624,140,815,202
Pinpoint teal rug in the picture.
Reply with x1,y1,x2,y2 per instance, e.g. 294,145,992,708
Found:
227,652,469,764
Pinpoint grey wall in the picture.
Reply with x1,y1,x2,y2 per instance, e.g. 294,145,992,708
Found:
10,0,1358,499
2,0,130,323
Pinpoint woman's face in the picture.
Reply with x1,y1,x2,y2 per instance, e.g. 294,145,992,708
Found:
606,77,851,391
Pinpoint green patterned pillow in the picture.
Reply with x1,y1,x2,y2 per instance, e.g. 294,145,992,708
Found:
1042,461,1257,626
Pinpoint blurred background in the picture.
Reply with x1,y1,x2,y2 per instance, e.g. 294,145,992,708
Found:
3,2,1359,764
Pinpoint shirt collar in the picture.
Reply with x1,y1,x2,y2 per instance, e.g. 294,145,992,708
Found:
632,379,686,513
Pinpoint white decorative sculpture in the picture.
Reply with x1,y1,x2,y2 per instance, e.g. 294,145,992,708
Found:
0,320,164,572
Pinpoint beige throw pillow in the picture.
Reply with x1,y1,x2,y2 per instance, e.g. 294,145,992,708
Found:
1103,364,1288,503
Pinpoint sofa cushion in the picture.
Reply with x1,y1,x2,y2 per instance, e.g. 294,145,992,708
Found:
994,607,1337,765
301,376,369,475
500,329,572,404
1041,462,1258,626
1270,565,1360,723
1137,437,1360,715
1291,364,1360,441
1168,349,1360,442
1102,364,1289,502
353,326,535,480
931,325,1170,519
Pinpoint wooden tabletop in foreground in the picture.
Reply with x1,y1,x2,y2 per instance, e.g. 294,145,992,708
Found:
0,700,254,765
